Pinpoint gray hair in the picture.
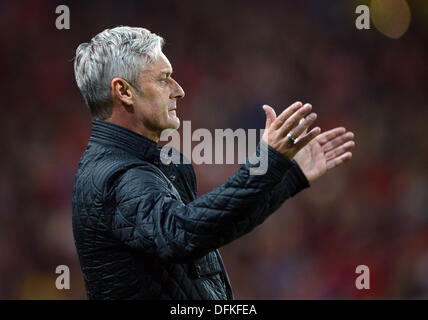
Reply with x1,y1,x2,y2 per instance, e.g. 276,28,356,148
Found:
74,26,164,119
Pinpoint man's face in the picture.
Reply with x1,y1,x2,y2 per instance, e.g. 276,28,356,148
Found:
132,52,185,137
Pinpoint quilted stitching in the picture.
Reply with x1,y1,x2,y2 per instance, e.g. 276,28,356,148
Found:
72,120,310,299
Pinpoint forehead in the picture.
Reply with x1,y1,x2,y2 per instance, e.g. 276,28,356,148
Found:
143,52,172,74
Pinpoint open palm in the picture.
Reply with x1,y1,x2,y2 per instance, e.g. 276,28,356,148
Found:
294,127,355,183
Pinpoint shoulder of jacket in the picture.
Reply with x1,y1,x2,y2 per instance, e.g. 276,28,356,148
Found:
77,146,147,191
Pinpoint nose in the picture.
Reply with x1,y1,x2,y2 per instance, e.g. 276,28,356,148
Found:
171,78,185,100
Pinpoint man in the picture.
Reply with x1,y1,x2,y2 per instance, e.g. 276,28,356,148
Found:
72,26,355,299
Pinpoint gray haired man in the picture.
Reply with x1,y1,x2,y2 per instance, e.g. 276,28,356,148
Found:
72,26,355,299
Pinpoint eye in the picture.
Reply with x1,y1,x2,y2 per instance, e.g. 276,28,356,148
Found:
160,73,172,84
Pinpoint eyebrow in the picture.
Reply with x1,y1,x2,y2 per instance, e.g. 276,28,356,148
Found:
160,70,172,77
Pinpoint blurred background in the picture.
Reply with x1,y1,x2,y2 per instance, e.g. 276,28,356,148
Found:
0,0,427,299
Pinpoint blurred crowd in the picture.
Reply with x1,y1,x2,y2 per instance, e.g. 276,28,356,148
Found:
0,0,427,299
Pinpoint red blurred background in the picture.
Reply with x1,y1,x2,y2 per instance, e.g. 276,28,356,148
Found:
0,0,427,299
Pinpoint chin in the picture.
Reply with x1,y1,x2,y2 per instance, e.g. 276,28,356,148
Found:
168,117,180,130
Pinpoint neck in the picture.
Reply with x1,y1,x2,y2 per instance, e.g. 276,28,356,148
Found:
104,115,160,143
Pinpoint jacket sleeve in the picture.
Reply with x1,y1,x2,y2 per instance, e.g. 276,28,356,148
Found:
265,160,310,213
111,141,310,263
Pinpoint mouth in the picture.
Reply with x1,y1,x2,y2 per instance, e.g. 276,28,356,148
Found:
168,108,178,119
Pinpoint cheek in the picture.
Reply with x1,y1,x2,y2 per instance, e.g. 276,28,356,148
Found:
137,93,163,115
148,97,170,127
155,94,170,116
136,86,171,125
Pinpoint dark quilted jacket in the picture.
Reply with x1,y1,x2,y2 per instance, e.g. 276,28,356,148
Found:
72,120,310,299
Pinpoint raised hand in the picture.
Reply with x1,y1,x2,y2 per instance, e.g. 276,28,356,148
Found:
262,101,321,160
293,126,355,183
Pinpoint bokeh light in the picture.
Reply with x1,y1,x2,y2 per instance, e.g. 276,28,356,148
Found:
371,0,411,39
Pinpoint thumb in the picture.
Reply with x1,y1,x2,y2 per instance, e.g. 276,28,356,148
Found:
262,104,276,129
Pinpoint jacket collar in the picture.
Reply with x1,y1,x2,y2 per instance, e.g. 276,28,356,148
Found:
89,120,161,165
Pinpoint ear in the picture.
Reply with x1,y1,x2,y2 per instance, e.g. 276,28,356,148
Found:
111,77,133,106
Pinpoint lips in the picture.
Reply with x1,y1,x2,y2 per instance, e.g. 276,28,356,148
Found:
168,109,177,117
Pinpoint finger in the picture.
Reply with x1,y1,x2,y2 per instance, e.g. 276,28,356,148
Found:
271,101,302,130
297,118,307,137
325,140,355,161
262,104,277,129
326,152,352,170
292,126,321,149
316,127,346,145
279,103,312,135
290,112,317,141
323,131,355,153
